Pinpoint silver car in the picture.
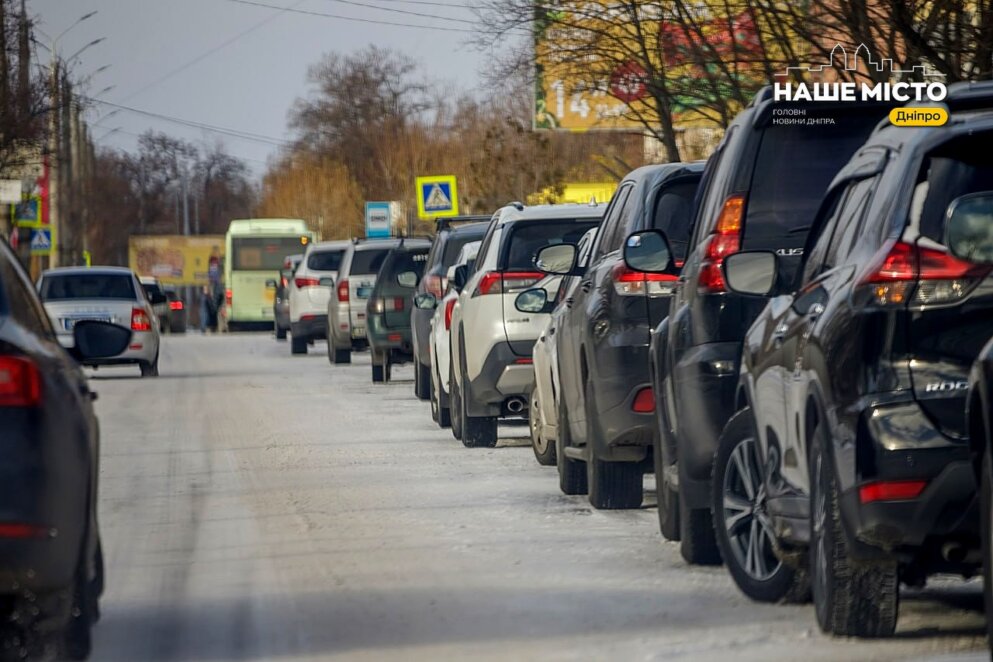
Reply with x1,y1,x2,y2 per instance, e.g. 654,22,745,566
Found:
38,266,162,377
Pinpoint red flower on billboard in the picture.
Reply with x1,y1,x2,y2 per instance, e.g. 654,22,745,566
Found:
609,61,648,103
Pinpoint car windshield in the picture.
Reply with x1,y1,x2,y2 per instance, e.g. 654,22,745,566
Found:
307,249,344,271
503,220,600,270
41,274,136,301
349,248,392,275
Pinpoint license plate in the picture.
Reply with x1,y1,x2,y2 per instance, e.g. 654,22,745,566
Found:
357,287,373,298
63,316,110,331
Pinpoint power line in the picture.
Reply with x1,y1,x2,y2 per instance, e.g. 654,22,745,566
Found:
221,0,482,33
93,126,273,166
376,0,480,8
318,0,477,25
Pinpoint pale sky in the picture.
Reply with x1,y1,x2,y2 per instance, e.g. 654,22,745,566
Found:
29,0,491,174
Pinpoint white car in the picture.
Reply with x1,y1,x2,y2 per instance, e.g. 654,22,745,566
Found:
529,227,597,465
448,202,605,448
288,240,349,355
424,240,481,429
38,266,162,377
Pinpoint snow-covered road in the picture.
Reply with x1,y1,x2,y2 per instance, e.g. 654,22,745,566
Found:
87,334,987,661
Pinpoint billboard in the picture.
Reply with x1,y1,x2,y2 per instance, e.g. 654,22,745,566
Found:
129,235,225,286
533,2,768,131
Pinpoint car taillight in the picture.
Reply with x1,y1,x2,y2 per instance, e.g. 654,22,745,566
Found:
0,356,41,407
295,277,320,288
370,297,404,314
169,301,184,311
859,480,927,504
858,240,992,306
444,298,457,330
425,274,444,298
632,387,654,413
131,307,152,332
225,289,232,305
473,271,544,297
698,194,745,293
611,264,678,297
337,279,350,303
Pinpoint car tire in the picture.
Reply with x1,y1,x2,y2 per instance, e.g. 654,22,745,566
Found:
587,456,643,509
457,343,497,448
713,408,810,603
275,325,287,340
530,388,555,466
139,355,159,378
653,433,680,541
291,335,307,355
430,367,451,428
450,363,463,440
415,360,431,400
810,421,898,637
981,451,993,649
555,397,588,495
679,494,721,565
328,332,351,364
371,358,385,383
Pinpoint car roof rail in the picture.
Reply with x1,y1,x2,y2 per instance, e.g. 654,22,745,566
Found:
944,80,993,112
506,201,525,211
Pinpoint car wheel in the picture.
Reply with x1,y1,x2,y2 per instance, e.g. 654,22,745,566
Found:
555,397,587,495
653,432,680,541
458,342,497,448
430,365,451,428
982,451,993,649
449,362,463,440
275,325,287,340
810,421,898,637
291,335,307,355
415,359,431,400
139,355,159,377
371,352,385,383
328,332,351,364
713,409,809,603
530,388,555,466
583,378,642,509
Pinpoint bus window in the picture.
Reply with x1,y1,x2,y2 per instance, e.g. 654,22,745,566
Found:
232,237,308,271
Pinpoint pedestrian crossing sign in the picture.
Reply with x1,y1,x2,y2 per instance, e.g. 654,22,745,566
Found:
30,227,54,256
416,175,459,219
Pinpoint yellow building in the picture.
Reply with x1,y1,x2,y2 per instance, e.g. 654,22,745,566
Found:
528,182,618,206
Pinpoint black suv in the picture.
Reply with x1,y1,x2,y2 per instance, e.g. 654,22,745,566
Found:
366,239,432,383
649,89,895,563
713,84,993,637
411,218,489,399
528,163,702,509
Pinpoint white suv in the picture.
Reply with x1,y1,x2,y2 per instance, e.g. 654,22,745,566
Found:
288,240,348,355
448,203,605,447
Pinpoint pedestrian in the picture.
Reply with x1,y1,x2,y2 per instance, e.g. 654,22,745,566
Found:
200,285,213,334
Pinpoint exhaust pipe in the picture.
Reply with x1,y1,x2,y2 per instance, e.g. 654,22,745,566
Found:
506,397,527,414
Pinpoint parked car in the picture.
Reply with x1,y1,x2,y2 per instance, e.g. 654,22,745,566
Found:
526,163,703,509
366,238,432,382
448,202,605,448
39,267,162,377
327,238,409,364
273,253,303,340
0,241,132,659
417,241,481,429
529,227,597,466
164,287,187,333
411,218,489,400
288,241,349,355
140,277,170,332
649,91,896,562
710,88,993,636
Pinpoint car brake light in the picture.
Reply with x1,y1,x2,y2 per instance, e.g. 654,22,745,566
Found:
698,194,745,293
168,301,184,311
337,279,350,303
474,271,544,297
388,333,402,342
632,387,654,413
0,523,48,538
0,356,41,407
444,298,456,330
295,277,320,288
859,480,927,504
225,289,232,305
425,274,444,298
611,264,678,297
131,308,152,332
858,240,992,306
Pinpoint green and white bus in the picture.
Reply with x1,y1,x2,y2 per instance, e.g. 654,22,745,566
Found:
224,218,314,330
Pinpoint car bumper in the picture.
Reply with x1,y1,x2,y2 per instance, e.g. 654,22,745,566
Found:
466,341,534,417
291,314,327,340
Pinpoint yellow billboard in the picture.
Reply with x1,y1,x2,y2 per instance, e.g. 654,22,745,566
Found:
129,235,225,286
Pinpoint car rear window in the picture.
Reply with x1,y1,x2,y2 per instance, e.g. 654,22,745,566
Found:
441,231,486,268
41,274,136,301
379,249,430,292
349,249,391,275
743,110,883,249
653,180,698,262
918,132,993,243
142,282,164,298
502,220,600,270
307,249,344,272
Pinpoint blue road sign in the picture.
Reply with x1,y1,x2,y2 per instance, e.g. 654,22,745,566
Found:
365,201,392,238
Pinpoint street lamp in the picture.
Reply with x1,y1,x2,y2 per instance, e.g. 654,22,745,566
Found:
66,37,106,65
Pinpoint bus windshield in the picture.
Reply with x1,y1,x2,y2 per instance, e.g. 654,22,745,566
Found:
232,237,307,271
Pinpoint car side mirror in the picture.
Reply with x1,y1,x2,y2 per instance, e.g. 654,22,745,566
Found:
70,321,132,361
397,271,419,288
452,264,468,292
515,288,549,313
722,251,779,296
149,292,167,305
535,244,577,275
945,192,993,264
319,277,335,287
265,279,277,288
414,293,438,310
623,230,673,273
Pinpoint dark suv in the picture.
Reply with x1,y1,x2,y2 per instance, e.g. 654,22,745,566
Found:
649,89,895,563
529,163,702,509
411,218,489,399
366,239,432,383
713,84,993,637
